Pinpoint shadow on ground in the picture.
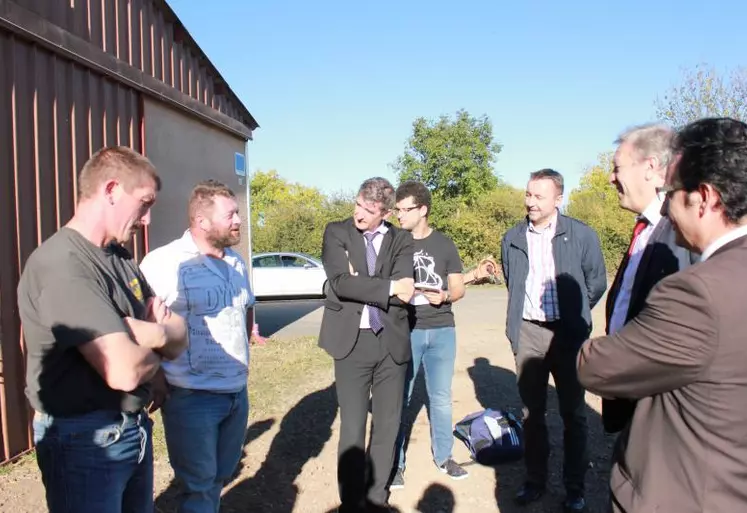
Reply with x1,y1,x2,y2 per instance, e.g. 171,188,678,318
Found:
254,299,324,337
467,356,614,513
323,445,456,513
155,384,337,513
221,384,338,512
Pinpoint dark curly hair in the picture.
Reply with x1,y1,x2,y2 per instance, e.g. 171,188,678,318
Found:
395,180,432,216
673,117,747,223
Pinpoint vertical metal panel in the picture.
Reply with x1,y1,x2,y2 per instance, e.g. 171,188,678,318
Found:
102,0,116,56
0,31,144,463
116,0,129,63
0,27,26,467
34,48,57,243
139,0,152,76
162,20,172,88
152,10,163,82
70,0,90,43
129,0,142,70
172,39,181,91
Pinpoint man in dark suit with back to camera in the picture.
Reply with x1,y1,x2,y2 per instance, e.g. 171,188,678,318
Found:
603,123,692,433
318,177,415,512
501,169,607,513
578,117,747,512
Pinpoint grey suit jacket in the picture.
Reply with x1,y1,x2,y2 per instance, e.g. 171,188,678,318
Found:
578,234,747,513
601,217,693,432
317,218,414,364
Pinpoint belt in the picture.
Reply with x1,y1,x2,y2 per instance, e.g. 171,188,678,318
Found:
525,319,559,328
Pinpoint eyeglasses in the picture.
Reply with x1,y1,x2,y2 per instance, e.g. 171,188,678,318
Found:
393,205,420,214
656,184,684,198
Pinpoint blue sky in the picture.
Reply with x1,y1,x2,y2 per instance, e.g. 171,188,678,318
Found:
168,0,747,196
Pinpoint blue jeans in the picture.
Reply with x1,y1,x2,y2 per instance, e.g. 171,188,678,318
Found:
162,386,249,513
395,326,457,470
33,409,153,513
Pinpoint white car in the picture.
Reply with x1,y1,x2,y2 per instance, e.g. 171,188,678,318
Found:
251,252,327,299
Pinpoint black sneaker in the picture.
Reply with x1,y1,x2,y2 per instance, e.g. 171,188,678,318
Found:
515,481,545,505
562,492,586,512
389,468,404,490
438,459,468,480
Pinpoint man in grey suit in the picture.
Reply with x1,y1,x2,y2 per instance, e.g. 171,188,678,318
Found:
319,177,415,511
578,117,747,512
603,123,692,433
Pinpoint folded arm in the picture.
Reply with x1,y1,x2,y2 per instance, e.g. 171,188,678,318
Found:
42,268,162,392
322,224,414,308
577,272,716,399
124,309,187,360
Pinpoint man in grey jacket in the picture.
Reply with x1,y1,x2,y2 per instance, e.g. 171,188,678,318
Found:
501,169,606,513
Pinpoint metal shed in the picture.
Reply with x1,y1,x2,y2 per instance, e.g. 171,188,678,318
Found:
0,0,259,464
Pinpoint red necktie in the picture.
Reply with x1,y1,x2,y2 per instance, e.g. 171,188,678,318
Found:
626,219,648,257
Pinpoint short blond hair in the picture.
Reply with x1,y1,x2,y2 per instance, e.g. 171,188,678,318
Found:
188,180,237,223
78,146,160,201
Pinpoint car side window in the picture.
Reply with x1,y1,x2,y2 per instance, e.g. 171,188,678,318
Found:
253,255,281,268
281,255,308,268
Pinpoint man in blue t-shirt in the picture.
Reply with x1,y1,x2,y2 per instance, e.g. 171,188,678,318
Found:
390,180,468,488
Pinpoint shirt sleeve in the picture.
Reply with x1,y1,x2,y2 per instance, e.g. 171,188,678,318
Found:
577,271,716,398
138,251,164,299
38,259,129,349
445,237,464,274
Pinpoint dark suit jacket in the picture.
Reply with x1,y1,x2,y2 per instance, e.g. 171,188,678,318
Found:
578,234,747,513
602,217,692,432
318,218,414,364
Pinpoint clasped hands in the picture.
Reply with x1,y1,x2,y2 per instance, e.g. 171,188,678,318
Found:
347,254,415,303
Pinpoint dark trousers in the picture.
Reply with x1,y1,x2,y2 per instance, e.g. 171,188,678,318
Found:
515,320,588,494
335,329,407,508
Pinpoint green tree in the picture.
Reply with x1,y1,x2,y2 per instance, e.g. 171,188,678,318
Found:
393,110,502,204
434,183,526,266
249,171,355,258
565,152,636,270
655,63,747,128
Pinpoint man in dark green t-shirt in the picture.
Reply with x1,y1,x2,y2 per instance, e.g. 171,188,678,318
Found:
390,180,468,488
17,146,187,513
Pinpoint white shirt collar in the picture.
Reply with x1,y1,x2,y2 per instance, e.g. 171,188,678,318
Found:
700,224,747,262
640,193,664,227
364,222,389,237
178,229,201,254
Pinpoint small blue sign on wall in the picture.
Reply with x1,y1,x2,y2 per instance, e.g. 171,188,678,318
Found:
235,152,246,177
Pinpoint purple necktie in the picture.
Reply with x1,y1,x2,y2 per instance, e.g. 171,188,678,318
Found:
364,232,384,334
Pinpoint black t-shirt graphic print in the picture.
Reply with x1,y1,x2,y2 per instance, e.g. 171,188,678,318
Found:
410,231,463,329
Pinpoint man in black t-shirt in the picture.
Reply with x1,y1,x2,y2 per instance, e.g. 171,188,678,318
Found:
17,147,187,513
390,180,468,488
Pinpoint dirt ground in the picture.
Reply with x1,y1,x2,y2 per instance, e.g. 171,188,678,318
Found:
0,287,615,512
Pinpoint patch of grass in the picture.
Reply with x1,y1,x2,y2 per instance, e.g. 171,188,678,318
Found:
248,336,333,418
150,336,332,458
0,451,37,476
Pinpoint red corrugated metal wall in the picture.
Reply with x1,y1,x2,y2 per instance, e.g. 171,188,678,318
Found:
17,0,249,123
0,0,255,465
0,30,144,463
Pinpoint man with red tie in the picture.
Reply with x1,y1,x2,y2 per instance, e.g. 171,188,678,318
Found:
603,123,694,433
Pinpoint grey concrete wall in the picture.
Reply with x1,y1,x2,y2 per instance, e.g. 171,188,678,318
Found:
143,98,250,262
